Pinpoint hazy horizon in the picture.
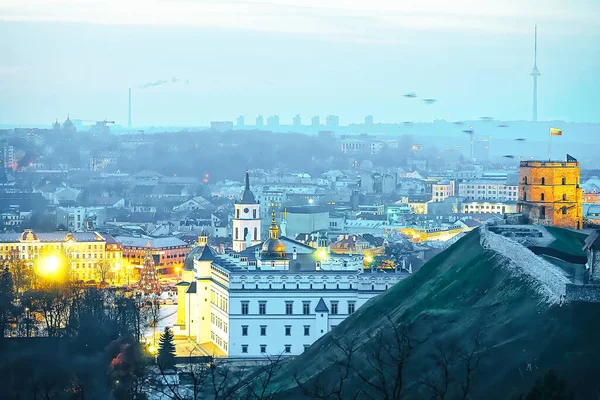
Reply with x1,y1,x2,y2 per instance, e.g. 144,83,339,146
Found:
1,0,599,126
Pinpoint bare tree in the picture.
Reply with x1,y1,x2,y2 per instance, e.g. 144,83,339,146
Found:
93,259,113,284
208,356,248,400
456,334,484,400
294,336,360,400
355,319,420,400
239,353,285,400
5,248,32,295
420,344,457,400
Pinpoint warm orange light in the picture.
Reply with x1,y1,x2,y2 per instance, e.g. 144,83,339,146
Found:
38,255,61,277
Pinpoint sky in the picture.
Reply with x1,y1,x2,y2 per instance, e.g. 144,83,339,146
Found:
0,0,599,127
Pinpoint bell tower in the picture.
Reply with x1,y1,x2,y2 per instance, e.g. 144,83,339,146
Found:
232,171,261,252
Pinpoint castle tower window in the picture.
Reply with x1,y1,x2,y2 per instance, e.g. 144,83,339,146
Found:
563,194,567,201
541,177,545,185
524,176,528,184
540,193,545,201
562,206,567,215
562,177,566,185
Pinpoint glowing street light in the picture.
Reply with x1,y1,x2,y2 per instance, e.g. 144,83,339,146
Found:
317,249,328,261
37,255,62,278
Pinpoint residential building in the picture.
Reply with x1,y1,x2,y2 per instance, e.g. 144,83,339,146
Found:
458,180,519,202
115,236,192,275
460,201,518,215
0,230,122,283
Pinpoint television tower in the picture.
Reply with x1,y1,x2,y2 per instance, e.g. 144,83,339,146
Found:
530,26,541,122
128,88,132,129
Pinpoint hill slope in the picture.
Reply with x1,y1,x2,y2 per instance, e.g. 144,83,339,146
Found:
268,228,600,399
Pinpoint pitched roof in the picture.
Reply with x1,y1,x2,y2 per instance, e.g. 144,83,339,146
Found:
186,281,197,294
315,298,329,312
198,245,216,261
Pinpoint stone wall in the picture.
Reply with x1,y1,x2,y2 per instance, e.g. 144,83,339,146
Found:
566,283,600,303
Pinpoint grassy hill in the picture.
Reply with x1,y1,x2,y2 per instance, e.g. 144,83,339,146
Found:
266,228,600,399
545,226,588,258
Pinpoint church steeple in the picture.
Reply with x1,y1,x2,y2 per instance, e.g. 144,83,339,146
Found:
232,169,261,252
268,210,279,240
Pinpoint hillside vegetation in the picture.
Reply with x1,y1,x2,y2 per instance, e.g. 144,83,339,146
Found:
266,228,600,399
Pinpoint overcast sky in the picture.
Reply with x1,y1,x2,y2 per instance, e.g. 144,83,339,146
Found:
1,0,599,126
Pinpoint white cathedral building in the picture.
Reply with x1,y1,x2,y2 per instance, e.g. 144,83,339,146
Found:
175,172,409,358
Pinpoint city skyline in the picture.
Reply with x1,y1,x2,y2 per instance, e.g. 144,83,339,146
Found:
1,0,599,126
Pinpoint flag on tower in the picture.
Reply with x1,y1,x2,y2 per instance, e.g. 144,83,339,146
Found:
550,128,562,136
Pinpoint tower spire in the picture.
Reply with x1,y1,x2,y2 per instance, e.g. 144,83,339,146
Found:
244,170,250,190
534,25,538,68
530,25,541,122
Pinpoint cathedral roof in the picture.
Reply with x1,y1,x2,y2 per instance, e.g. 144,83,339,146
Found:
235,171,257,204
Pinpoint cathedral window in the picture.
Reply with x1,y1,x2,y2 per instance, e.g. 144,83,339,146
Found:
253,209,257,218
244,227,248,240
236,209,240,218
235,228,239,240
254,227,258,240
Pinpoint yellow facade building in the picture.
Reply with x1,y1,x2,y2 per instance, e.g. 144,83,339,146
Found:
0,230,123,283
518,159,583,230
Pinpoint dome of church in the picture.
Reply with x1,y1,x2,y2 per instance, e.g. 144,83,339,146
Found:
261,238,286,255
260,210,287,259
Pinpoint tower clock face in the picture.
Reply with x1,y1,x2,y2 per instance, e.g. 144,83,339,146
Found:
244,207,249,213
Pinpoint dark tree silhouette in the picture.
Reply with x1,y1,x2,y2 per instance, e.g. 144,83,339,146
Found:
526,369,574,400
158,327,176,370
